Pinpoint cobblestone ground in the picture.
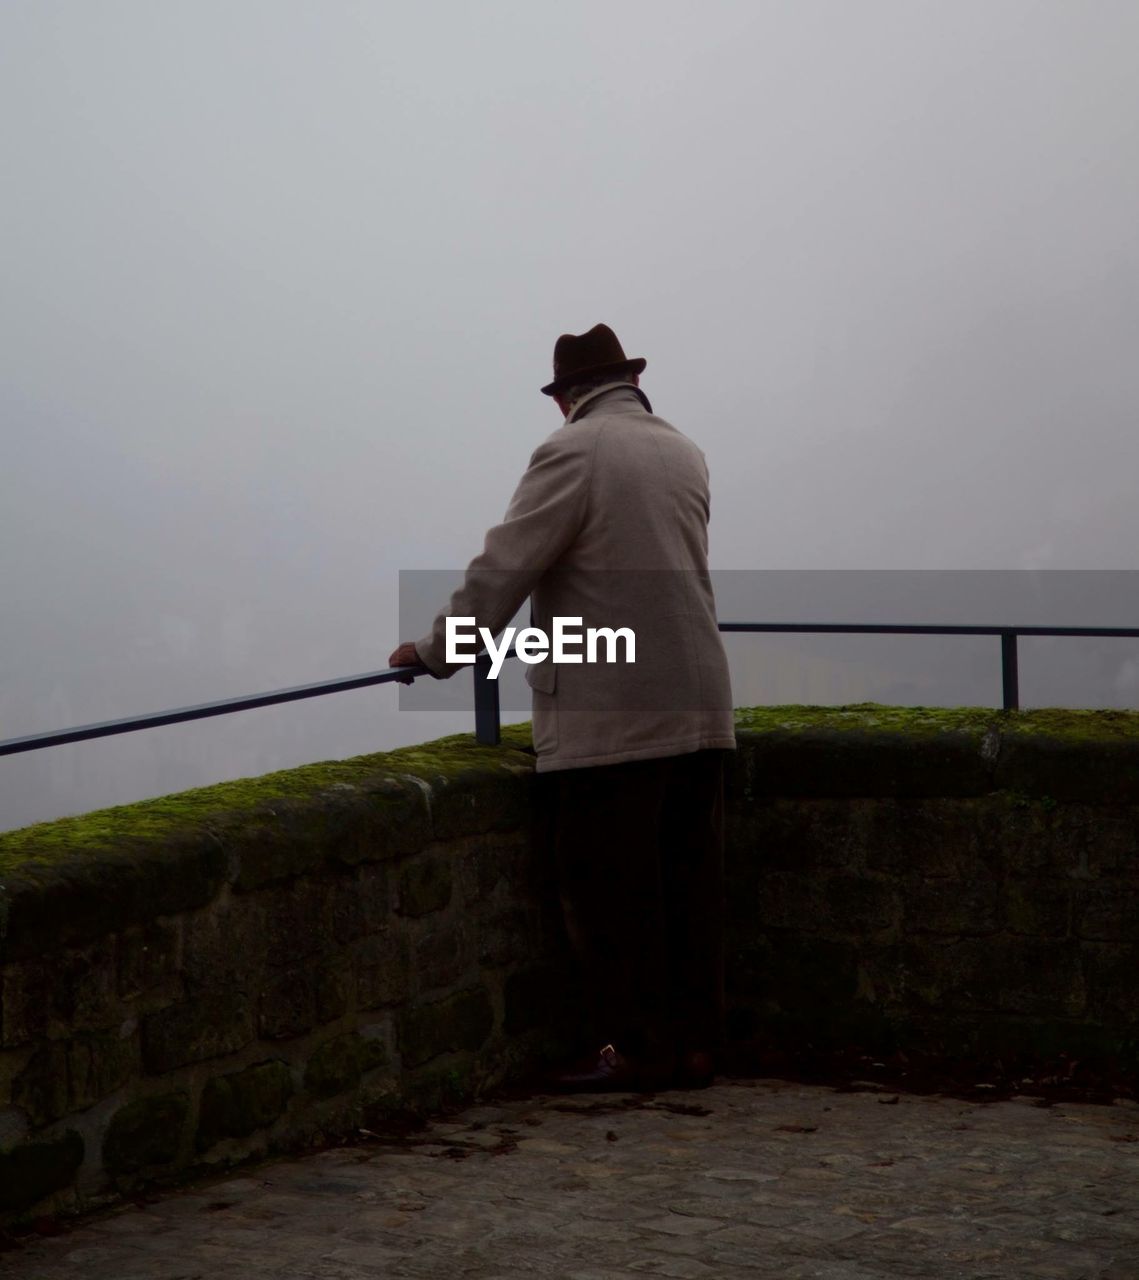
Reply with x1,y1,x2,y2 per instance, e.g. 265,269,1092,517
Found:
8,1078,1139,1280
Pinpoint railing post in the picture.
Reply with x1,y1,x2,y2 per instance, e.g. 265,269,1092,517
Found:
1001,632,1019,711
473,653,501,745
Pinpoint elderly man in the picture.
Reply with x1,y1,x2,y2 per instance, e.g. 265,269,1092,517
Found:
390,323,735,1091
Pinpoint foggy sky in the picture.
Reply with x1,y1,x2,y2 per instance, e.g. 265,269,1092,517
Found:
3,1,1139,831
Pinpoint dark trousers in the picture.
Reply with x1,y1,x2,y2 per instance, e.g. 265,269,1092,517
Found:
546,748,727,1063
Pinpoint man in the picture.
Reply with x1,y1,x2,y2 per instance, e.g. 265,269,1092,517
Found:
390,323,735,1091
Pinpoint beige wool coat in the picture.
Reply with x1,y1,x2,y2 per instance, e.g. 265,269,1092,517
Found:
414,383,736,771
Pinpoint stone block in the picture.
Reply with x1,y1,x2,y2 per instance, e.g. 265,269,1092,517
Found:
734,724,994,800
403,1053,477,1111
0,834,227,961
257,960,350,1040
313,962,352,1024
324,775,433,869
397,854,453,917
995,733,1139,803
1,942,121,1047
117,918,181,1000
357,1024,390,1073
182,897,266,991
1001,879,1072,937
822,873,900,934
890,937,1087,1018
0,1104,27,1149
975,1014,1128,1063
303,1033,371,1099
220,784,405,890
12,1028,138,1127
196,1059,294,1150
752,871,898,936
53,937,122,1034
737,798,874,875
303,1040,358,1099
68,1028,139,1113
864,798,999,879
0,1129,83,1214
256,967,316,1041
0,961,49,1047
103,1091,189,1174
731,933,861,1017
356,859,397,920
468,834,530,900
0,1049,29,1109
398,986,494,1068
1082,943,1139,1022
141,994,253,1073
8,1040,66,1131
353,930,411,1009
477,905,534,968
750,871,818,932
904,876,1000,936
328,864,392,943
426,768,532,841
261,879,337,963
1083,808,1139,877
1071,882,1139,942
990,798,1090,880
414,923,472,993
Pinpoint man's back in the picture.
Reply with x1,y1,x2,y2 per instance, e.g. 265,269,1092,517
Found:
549,386,714,574
521,384,734,770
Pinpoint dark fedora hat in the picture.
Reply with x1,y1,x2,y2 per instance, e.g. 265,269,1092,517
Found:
540,323,647,396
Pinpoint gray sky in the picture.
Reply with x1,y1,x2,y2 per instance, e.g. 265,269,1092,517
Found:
3,0,1139,831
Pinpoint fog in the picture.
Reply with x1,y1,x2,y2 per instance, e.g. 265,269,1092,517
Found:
3,1,1138,832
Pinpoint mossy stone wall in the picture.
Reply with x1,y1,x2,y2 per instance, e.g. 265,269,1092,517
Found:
0,724,578,1226
726,706,1139,1063
2,705,1139,1225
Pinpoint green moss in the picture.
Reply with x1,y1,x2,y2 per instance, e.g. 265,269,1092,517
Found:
197,1060,294,1150
997,707,1139,740
733,703,998,737
403,1055,478,1113
0,731,535,875
301,1030,388,1100
499,722,534,752
103,1091,190,1174
398,986,494,1068
4,707,1136,879
733,703,1139,741
304,1033,366,1099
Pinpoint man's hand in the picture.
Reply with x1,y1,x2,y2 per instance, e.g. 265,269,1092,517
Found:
388,641,424,684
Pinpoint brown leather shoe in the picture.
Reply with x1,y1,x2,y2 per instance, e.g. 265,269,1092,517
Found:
543,1043,641,1093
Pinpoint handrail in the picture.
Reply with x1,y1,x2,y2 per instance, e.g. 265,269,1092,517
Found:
3,623,1139,757
0,665,429,757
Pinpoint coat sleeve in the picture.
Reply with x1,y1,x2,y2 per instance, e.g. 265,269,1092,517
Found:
413,429,595,677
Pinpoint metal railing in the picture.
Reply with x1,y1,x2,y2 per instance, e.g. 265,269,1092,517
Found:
2,623,1138,758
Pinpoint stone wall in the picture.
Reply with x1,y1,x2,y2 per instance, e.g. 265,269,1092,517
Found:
0,725,577,1225
725,706,1139,1065
2,705,1139,1224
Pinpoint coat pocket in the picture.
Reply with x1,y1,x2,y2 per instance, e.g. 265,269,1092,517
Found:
523,661,558,695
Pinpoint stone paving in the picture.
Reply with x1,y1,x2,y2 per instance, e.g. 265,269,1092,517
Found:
7,1077,1139,1280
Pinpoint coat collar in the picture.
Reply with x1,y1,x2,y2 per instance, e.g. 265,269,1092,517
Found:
566,382,653,424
